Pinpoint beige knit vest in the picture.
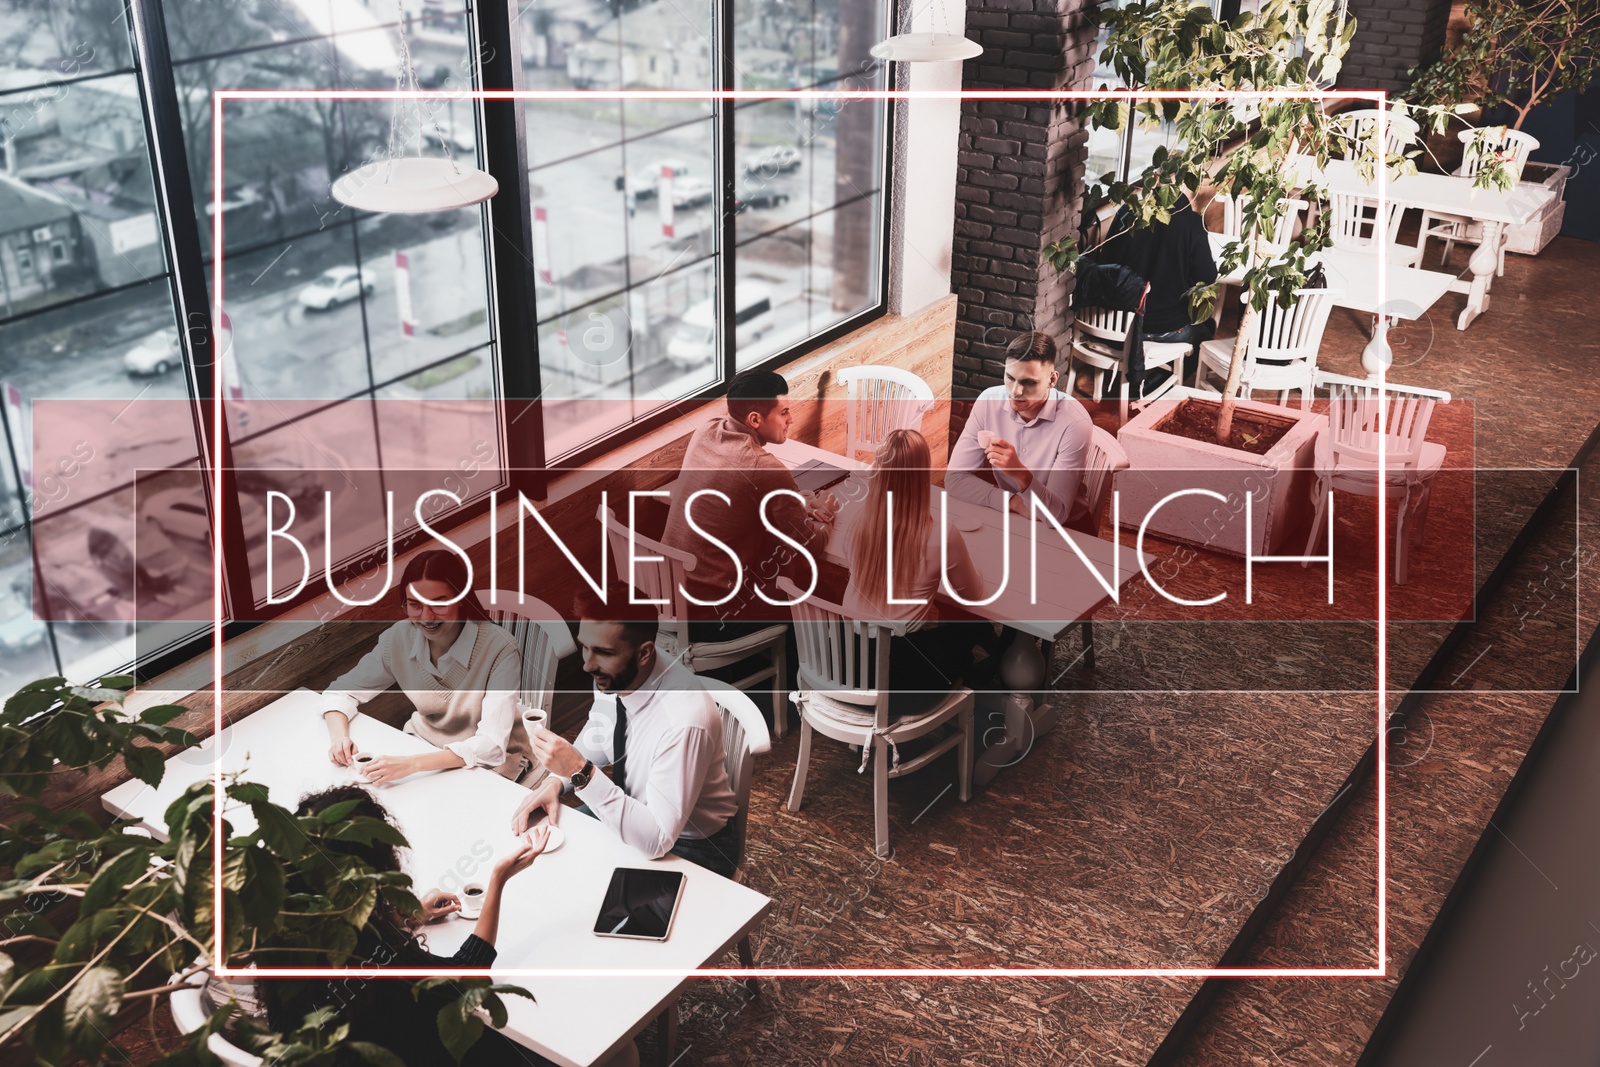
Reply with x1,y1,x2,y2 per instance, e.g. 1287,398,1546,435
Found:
380,622,533,782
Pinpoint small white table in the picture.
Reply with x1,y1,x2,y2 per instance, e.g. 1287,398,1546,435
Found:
1211,235,1458,321
1313,158,1556,330
103,690,770,1067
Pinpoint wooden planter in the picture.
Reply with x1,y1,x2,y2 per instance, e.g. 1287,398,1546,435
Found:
1115,395,1323,558
1506,161,1571,256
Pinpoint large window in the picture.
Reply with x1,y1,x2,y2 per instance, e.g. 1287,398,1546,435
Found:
0,2,203,692
520,0,889,460
0,0,890,699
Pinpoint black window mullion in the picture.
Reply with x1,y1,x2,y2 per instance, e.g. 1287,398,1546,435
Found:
127,0,254,628
476,0,547,497
717,0,736,387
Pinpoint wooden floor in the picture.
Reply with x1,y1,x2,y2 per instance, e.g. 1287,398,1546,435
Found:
106,233,1600,1067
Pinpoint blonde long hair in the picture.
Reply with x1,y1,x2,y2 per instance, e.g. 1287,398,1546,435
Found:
850,429,933,611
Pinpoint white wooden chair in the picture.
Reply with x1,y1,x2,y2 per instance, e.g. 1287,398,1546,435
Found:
598,503,790,736
1417,127,1540,275
1304,370,1452,585
1326,191,1419,266
777,580,973,858
836,366,935,464
702,679,770,986
1335,108,1421,159
1194,288,1341,409
475,590,576,717
1211,192,1306,252
1067,426,1130,672
1068,299,1192,426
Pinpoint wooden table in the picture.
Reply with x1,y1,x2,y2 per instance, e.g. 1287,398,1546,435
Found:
768,438,1148,770
103,690,771,1067
1312,158,1557,330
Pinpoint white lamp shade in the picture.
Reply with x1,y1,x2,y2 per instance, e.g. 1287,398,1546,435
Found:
869,32,982,62
330,157,498,214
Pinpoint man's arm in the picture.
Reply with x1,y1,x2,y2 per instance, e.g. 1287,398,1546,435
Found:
575,725,719,859
946,402,1008,511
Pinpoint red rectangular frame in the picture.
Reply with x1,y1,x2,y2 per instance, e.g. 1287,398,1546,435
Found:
210,86,1395,979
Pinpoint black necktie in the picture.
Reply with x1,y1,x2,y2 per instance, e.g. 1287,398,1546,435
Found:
611,696,629,796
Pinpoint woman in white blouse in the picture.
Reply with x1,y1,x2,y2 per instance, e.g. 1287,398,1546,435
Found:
321,550,537,786
843,429,990,717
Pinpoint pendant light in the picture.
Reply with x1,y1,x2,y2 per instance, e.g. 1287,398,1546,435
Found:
330,1,498,214
870,0,982,63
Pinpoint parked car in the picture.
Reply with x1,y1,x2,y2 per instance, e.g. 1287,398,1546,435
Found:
142,488,209,543
743,145,802,175
297,266,373,311
666,284,776,368
670,176,716,210
615,160,693,201
733,189,791,212
123,328,181,377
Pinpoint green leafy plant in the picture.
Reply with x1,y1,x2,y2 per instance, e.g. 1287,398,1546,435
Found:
0,677,529,1066
1043,0,1511,445
1407,0,1600,133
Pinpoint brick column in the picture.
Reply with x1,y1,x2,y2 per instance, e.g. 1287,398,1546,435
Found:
1339,0,1453,95
949,0,1099,444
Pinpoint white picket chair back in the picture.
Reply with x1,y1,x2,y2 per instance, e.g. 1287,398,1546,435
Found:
1328,192,1406,253
1074,305,1136,344
699,678,771,869
1079,426,1130,529
1458,127,1538,182
1316,370,1452,475
1214,192,1305,250
1245,287,1340,368
597,502,695,653
838,366,935,463
782,581,895,730
476,589,577,716
1338,108,1420,158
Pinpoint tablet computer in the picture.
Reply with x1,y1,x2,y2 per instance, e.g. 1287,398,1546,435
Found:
792,458,850,493
593,868,686,942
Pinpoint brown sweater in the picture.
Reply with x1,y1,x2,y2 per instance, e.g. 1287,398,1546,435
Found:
661,417,829,614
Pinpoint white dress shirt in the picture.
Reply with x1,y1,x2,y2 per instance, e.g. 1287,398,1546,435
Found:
571,656,738,858
321,620,520,769
947,386,1094,525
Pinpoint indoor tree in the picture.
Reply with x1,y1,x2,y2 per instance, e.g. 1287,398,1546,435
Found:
1407,0,1600,133
1045,0,1514,446
0,676,528,1066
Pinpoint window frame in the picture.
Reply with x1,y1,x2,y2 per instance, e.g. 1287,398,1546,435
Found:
0,0,896,684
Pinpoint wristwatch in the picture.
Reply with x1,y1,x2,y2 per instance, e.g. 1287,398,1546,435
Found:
569,759,596,790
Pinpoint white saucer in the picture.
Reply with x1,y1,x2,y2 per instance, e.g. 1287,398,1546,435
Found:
526,824,565,853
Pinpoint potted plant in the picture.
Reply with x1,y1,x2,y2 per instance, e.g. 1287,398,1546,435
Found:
0,676,528,1066
1042,0,1503,555
1407,0,1600,253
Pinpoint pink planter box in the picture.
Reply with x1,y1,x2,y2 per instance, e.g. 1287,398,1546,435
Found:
1114,395,1324,558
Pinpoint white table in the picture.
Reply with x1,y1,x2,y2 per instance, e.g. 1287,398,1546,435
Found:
1210,234,1460,371
1211,234,1458,321
1311,158,1556,330
103,690,771,1067
769,438,1148,762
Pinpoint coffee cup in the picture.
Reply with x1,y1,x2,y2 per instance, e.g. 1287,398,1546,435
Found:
459,882,486,920
520,706,548,734
353,752,376,768
977,430,997,450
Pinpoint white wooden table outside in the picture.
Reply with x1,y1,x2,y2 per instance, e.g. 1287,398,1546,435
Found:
1311,158,1557,330
103,689,771,1067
